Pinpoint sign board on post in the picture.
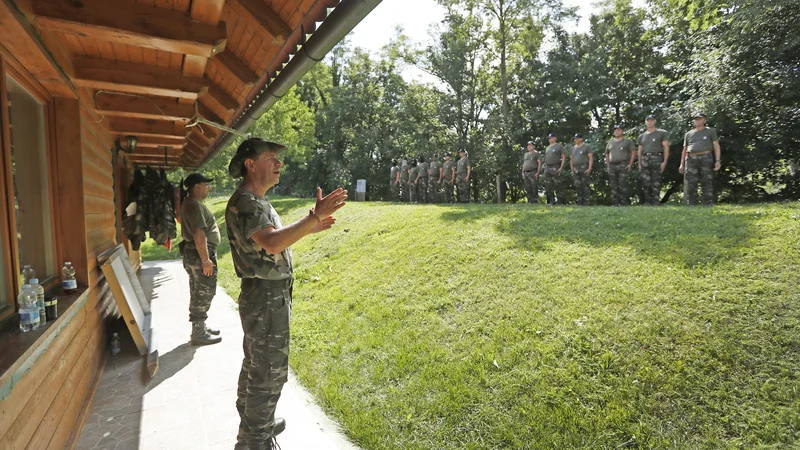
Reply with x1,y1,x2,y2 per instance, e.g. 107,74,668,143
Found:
356,179,366,201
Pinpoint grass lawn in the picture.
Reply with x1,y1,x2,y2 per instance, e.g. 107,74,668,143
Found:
141,198,800,449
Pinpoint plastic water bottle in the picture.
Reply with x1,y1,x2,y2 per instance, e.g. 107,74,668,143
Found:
22,265,35,284
62,262,77,294
111,333,121,356
29,278,46,325
18,285,40,332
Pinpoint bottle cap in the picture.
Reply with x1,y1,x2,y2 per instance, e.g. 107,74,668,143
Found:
65,262,72,265
113,332,119,336
22,284,31,289
30,278,38,284
24,265,31,268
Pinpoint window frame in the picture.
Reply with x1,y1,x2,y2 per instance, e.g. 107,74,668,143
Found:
0,53,63,324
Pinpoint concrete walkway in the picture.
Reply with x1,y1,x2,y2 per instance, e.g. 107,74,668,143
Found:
76,260,360,450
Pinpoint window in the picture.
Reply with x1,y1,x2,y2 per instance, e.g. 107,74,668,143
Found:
0,58,59,324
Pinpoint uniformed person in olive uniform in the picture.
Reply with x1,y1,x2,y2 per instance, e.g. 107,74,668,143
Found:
521,141,542,203
637,115,670,205
416,156,430,203
389,159,401,201
680,112,721,205
456,148,471,203
428,155,443,203
408,159,419,203
570,133,594,205
180,173,222,345
225,137,347,450
542,134,567,205
605,125,636,206
400,159,410,202
442,153,456,203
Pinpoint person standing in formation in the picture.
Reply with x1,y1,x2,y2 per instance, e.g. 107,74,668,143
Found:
521,140,542,204
637,115,670,206
680,112,721,205
570,133,594,206
605,125,636,206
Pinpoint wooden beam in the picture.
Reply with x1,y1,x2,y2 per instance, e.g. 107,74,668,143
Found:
128,148,182,158
196,100,224,138
185,141,205,158
130,136,184,149
227,0,290,45
33,0,226,58
202,82,237,113
73,56,208,99
95,94,195,122
187,132,209,151
107,118,188,140
213,50,259,88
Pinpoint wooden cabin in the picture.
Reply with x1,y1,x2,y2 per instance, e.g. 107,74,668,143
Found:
0,0,378,447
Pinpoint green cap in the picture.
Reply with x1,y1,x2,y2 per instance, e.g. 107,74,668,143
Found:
228,138,287,178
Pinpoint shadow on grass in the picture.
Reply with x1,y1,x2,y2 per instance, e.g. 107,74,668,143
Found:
439,204,757,268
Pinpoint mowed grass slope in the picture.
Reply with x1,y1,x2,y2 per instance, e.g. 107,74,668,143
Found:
142,199,800,449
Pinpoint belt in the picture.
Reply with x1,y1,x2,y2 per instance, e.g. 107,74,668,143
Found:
241,277,294,288
608,160,626,165
419,176,428,179
688,150,712,156
523,170,536,173
642,152,663,156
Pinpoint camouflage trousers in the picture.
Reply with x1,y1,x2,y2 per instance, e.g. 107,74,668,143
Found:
607,162,631,206
390,181,401,201
572,164,591,205
400,180,410,202
236,277,292,447
523,171,538,204
456,176,470,203
442,180,454,203
407,182,418,203
418,177,429,203
542,166,566,205
684,152,715,205
641,153,664,205
428,179,440,203
182,246,217,322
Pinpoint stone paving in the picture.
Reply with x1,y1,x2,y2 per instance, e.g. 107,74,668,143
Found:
76,260,360,450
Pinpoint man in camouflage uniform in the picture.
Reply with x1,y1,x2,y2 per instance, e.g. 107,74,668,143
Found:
408,159,419,203
680,112,721,205
225,137,347,450
605,125,636,206
442,153,456,203
179,173,222,346
637,114,670,205
399,159,410,202
521,140,542,204
570,133,594,206
542,134,567,205
428,155,443,203
389,159,401,201
416,156,430,203
456,148,471,203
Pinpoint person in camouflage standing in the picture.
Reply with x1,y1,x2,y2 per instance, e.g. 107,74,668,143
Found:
416,156,430,203
428,155,443,203
637,114,670,205
226,138,347,450
521,140,542,204
456,148,471,203
389,159,401,201
605,125,636,206
442,153,456,203
180,173,222,346
408,159,419,203
570,133,594,206
680,112,721,205
542,134,567,205
400,159,410,202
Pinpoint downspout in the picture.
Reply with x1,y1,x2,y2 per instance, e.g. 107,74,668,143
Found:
202,0,384,165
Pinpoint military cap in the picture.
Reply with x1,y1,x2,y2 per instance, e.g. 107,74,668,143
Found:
458,147,466,153
693,112,708,119
391,159,398,165
547,133,557,139
419,155,426,163
613,124,623,130
527,140,535,146
646,114,656,120
183,173,213,189
573,133,584,139
444,152,452,157
228,137,287,178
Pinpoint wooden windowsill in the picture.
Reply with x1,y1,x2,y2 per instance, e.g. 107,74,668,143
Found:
0,287,89,392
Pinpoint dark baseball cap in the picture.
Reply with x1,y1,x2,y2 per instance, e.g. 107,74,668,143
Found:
573,133,584,139
445,152,452,157
613,124,624,130
183,173,213,189
646,114,656,120
527,140,535,146
228,137,287,178
693,112,707,119
458,147,466,153
547,133,557,139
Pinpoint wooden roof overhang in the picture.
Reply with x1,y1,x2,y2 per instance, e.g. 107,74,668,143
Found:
0,0,340,168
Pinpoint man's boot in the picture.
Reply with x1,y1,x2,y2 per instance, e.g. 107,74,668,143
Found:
234,418,286,450
190,321,221,345
205,323,221,335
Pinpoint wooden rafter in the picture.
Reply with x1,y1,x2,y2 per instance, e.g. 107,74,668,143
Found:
73,56,208,99
202,83,238,113
185,141,205,158
33,0,227,58
227,0,291,45
196,101,225,137
107,118,188,140
187,132,210,151
213,50,259,88
127,148,183,158
131,136,185,149
95,94,195,122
